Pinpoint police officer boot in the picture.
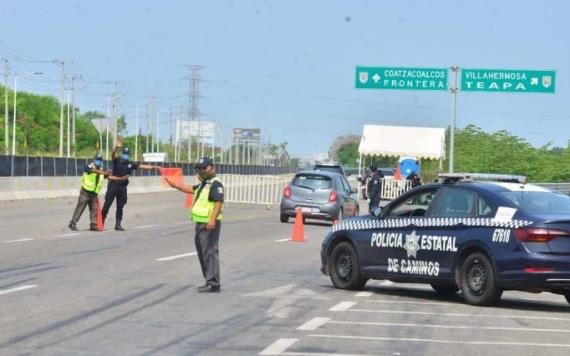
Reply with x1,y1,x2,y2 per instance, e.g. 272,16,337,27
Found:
68,222,78,231
115,221,124,231
90,224,99,232
198,284,220,293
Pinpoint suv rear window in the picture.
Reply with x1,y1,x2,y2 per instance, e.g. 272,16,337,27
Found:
293,174,332,190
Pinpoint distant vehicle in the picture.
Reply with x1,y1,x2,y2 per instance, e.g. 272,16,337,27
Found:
313,162,349,177
142,152,168,163
379,167,395,178
321,172,570,306
280,171,359,223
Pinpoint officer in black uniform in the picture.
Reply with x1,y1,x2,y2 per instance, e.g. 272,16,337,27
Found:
102,143,159,230
367,165,384,212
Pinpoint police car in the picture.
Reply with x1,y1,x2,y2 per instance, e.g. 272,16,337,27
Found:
320,173,570,306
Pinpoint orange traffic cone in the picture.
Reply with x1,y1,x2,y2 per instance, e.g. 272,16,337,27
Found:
290,208,306,242
96,197,104,231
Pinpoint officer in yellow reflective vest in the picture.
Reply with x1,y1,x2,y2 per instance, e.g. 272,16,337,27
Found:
68,154,107,231
165,157,224,293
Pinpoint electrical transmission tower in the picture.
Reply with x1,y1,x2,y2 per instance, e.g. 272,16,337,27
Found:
183,65,206,161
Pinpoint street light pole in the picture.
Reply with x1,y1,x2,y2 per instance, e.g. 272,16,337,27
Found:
449,66,459,173
3,59,9,155
11,72,42,156
11,75,18,156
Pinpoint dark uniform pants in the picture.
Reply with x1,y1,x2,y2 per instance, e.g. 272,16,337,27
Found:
102,183,128,225
194,221,221,287
70,189,98,227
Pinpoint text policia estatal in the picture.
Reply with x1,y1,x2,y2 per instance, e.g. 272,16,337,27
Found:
370,231,458,253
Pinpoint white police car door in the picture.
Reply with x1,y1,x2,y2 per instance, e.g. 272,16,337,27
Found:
366,188,440,277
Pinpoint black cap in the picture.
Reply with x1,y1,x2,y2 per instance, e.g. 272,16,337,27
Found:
195,157,214,170
369,165,378,172
95,154,103,161
123,147,130,154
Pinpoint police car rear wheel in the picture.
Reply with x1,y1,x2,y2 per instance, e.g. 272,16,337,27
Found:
329,242,366,290
280,214,289,223
431,284,459,295
460,253,502,306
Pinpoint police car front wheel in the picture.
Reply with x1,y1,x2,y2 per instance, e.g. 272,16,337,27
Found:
459,252,502,306
329,242,367,290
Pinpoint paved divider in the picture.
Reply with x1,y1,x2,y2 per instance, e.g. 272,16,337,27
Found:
0,174,293,203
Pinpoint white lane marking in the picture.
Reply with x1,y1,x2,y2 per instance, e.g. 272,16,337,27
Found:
355,291,372,298
329,320,570,334
4,238,34,243
298,317,330,331
275,238,290,242
0,284,38,296
137,225,158,229
308,334,570,348
53,232,81,238
329,301,356,312
155,252,197,262
260,338,298,355
350,308,570,322
282,352,376,356
366,299,457,307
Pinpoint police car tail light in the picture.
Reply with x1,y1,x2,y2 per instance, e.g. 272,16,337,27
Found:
515,228,568,243
283,186,291,198
329,191,337,202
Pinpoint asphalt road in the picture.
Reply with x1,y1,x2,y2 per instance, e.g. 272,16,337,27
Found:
1,192,570,355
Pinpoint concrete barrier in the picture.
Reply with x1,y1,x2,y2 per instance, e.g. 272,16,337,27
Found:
0,174,294,202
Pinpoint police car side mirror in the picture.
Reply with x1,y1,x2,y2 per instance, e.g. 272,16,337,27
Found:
371,207,382,218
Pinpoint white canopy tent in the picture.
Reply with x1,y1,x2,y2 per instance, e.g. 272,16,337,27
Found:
358,124,446,175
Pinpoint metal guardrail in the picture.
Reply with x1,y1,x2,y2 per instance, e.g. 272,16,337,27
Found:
221,174,290,205
380,178,413,200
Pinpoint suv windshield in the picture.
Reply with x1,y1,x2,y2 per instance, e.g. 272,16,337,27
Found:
293,174,332,190
500,191,570,214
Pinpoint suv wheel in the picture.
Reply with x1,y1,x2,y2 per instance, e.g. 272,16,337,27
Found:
459,252,502,306
280,214,289,223
329,242,367,290
564,294,570,305
431,284,459,295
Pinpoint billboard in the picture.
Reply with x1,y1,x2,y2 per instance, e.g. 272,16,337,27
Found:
176,121,215,144
232,128,261,143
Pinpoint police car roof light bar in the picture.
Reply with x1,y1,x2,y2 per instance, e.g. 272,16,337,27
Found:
438,173,528,184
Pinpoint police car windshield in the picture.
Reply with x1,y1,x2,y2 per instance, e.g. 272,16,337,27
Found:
500,191,570,214
293,174,332,190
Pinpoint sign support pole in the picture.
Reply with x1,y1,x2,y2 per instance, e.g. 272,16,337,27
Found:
449,66,459,173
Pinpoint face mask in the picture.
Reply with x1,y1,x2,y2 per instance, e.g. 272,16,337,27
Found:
95,160,102,167
122,154,130,161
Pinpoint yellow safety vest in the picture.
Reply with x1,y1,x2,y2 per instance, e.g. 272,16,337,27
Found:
81,171,105,194
190,176,223,223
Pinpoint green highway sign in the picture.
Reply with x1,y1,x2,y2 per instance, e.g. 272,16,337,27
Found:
461,69,556,93
355,66,448,91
